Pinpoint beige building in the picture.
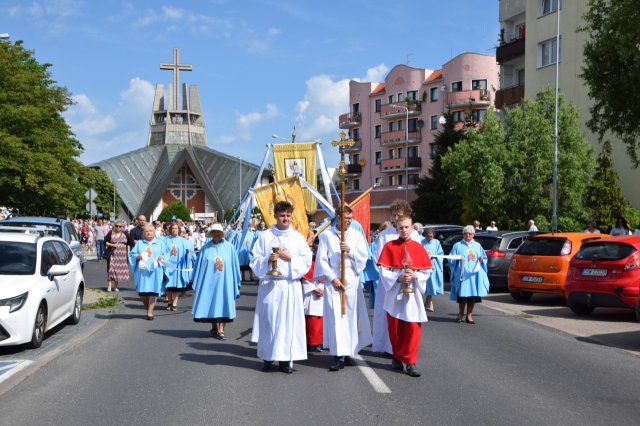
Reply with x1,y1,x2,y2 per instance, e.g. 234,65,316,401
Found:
497,0,640,209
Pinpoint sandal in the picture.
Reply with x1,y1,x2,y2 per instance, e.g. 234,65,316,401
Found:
456,314,464,323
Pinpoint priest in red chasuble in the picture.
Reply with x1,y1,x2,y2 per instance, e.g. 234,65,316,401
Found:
377,216,432,377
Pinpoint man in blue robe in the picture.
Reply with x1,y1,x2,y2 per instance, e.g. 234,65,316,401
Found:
129,224,169,320
422,228,444,312
163,222,196,311
191,223,241,340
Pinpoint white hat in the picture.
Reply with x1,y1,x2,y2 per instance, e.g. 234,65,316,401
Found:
206,223,224,237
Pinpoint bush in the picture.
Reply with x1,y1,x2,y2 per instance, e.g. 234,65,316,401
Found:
158,202,191,222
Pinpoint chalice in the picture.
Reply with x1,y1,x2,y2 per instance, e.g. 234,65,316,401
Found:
267,247,282,276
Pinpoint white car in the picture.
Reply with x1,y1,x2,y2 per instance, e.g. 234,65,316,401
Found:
0,230,84,348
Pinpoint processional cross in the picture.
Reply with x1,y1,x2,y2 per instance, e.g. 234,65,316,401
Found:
331,131,355,316
160,48,193,110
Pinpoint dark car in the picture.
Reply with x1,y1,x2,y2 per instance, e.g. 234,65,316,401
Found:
442,230,536,288
422,224,464,245
0,216,85,269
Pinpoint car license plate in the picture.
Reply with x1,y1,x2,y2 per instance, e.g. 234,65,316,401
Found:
521,275,543,283
581,268,608,277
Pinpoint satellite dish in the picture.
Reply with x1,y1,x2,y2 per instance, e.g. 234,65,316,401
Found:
438,115,447,125
416,119,424,129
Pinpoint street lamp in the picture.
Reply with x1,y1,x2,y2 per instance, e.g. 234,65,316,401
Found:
551,5,561,233
390,103,410,201
113,178,123,221
238,156,242,207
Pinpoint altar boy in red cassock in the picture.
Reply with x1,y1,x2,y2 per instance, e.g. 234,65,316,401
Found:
302,239,324,352
377,216,432,377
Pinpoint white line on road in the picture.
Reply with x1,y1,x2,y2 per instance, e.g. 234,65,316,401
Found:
352,355,392,393
0,360,33,384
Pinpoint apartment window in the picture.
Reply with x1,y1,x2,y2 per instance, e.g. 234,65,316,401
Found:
540,0,561,16
517,69,525,86
388,95,393,104
452,110,464,122
352,154,360,164
375,151,381,165
408,118,418,132
389,149,395,159
352,179,360,191
388,175,395,186
374,99,381,113
407,90,418,101
397,147,403,158
374,125,381,138
388,122,394,132
471,109,487,122
451,81,463,92
397,93,403,102
539,38,560,67
472,79,487,90
352,128,360,141
407,146,419,158
375,177,382,186
430,115,438,130
397,174,403,185
408,174,419,185
352,103,360,114
429,87,438,102
430,143,437,157
398,120,404,131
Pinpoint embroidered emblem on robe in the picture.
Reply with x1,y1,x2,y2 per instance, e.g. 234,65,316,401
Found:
215,257,224,272
146,247,153,257
171,245,178,256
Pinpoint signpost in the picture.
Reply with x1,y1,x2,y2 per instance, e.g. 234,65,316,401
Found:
85,188,98,217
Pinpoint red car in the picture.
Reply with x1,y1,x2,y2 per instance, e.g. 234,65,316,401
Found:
565,236,640,316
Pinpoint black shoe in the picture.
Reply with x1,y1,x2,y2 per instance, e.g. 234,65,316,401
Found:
329,360,345,371
313,345,324,352
261,361,273,372
466,317,475,324
217,332,227,340
344,356,355,366
145,315,154,321
406,364,421,377
279,362,293,374
391,357,404,370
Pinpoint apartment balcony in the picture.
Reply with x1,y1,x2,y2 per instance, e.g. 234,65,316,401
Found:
445,89,491,109
380,156,422,173
346,164,362,175
495,84,525,109
338,112,362,129
496,36,525,64
343,137,362,153
380,130,421,146
379,103,421,119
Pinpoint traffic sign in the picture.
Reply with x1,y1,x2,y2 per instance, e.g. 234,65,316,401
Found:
86,202,97,216
85,188,99,200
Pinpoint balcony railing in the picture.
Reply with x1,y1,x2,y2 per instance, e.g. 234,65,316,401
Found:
379,102,421,118
445,89,491,108
495,84,525,109
347,164,362,175
338,112,361,129
380,130,421,146
343,138,362,152
380,156,422,172
496,36,525,64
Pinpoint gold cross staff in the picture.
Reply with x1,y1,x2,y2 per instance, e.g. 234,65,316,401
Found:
160,48,193,110
331,131,354,316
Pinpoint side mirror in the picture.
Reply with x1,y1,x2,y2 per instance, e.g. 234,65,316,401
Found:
69,241,81,251
47,264,70,281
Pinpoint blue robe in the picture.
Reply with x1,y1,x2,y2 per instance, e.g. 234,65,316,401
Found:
422,238,444,296
163,236,195,290
449,240,490,300
129,238,169,295
237,229,256,266
191,239,241,320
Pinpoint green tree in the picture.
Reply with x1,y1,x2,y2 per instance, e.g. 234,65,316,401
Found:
442,89,595,231
584,140,630,230
581,0,640,166
75,167,122,217
412,110,465,223
158,202,191,222
0,40,83,215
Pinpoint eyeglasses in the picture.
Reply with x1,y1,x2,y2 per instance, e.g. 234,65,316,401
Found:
115,225,122,228
463,232,474,235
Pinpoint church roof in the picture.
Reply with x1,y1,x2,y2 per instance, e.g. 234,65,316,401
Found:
91,145,259,218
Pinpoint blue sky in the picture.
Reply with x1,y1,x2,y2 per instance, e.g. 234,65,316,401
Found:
2,0,499,168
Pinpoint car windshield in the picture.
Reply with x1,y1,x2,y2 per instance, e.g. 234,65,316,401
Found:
0,241,37,275
474,236,500,251
0,222,61,238
575,243,637,261
516,238,566,256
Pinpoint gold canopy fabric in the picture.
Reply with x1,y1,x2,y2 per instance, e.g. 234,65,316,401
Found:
272,142,317,213
253,176,309,239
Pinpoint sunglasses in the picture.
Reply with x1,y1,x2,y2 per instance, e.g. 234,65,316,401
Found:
115,225,122,228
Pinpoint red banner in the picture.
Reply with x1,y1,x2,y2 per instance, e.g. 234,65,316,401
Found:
349,190,371,244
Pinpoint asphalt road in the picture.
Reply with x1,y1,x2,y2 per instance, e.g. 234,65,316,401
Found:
1,259,640,425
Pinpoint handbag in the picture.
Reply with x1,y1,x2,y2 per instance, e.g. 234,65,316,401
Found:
103,245,114,259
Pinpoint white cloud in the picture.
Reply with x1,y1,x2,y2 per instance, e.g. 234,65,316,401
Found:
119,77,154,114
215,104,282,146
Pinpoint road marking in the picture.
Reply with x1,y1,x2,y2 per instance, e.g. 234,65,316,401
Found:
352,355,392,393
0,360,33,384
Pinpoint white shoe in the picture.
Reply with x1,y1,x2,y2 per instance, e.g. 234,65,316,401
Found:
106,288,112,292
114,288,119,292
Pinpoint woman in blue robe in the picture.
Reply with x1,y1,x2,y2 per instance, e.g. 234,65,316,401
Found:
448,225,489,324
422,227,444,312
129,224,169,320
163,222,195,311
191,223,241,340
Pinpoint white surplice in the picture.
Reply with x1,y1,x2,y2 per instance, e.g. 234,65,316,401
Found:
314,225,372,357
372,227,421,353
379,267,430,323
302,276,324,317
250,225,312,362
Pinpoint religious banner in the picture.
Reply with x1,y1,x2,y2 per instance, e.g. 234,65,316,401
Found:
272,142,318,213
253,176,309,238
348,188,372,244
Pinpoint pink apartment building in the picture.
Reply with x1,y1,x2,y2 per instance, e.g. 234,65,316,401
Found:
338,52,499,224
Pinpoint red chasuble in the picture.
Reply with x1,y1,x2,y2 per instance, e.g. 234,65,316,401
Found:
304,259,315,281
377,238,432,270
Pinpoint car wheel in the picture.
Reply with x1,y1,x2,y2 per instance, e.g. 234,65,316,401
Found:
28,303,47,349
510,290,533,302
569,303,594,316
67,287,83,325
